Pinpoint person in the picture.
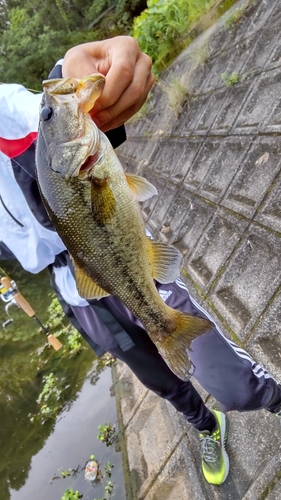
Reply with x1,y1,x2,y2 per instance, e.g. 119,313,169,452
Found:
1,35,281,487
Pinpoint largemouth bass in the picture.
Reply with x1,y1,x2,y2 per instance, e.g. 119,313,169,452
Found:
36,75,212,381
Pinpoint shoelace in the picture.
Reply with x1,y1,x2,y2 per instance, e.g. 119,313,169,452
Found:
200,435,219,463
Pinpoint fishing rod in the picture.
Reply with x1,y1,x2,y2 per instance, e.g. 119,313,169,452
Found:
0,276,62,351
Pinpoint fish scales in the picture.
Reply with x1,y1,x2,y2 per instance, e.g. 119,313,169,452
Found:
36,75,213,380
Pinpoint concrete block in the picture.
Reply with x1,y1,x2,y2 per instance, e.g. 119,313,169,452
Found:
210,80,252,135
255,170,281,233
170,138,202,185
161,140,187,179
233,68,281,134
172,94,211,136
183,137,221,192
198,136,252,202
244,24,281,75
141,439,207,500
206,22,230,57
224,33,258,76
142,175,166,222
195,87,229,135
231,0,277,45
246,0,278,38
145,183,177,233
187,208,249,291
246,290,281,382
222,136,281,218
148,139,174,175
265,19,281,72
114,361,148,428
124,391,187,498
266,480,281,500
154,190,196,246
167,195,215,258
210,225,281,340
189,61,214,96
242,450,281,500
200,47,236,94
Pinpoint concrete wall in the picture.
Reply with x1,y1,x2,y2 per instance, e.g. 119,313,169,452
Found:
118,0,281,381
113,0,281,498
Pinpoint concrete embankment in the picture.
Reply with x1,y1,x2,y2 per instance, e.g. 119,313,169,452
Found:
113,0,281,498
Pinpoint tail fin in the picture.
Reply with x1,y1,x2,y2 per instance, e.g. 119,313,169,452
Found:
156,313,212,381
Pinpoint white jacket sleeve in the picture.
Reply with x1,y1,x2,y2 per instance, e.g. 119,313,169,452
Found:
0,83,88,306
0,84,42,157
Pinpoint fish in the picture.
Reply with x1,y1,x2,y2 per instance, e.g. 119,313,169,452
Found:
35,75,213,381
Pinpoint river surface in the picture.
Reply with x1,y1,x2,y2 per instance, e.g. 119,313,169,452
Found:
10,362,125,500
0,262,125,500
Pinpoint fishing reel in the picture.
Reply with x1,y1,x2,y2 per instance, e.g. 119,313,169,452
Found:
0,278,19,327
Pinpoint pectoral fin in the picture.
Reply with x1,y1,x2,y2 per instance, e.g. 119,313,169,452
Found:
147,238,183,283
126,173,158,201
73,260,110,299
91,178,116,225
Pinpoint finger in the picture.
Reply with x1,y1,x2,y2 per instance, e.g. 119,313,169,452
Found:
93,61,154,129
94,43,143,111
97,75,154,133
98,100,147,133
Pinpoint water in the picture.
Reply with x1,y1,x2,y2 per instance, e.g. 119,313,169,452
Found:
9,362,125,500
0,262,125,500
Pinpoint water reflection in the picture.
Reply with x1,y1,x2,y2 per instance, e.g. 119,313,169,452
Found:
9,362,125,500
0,262,125,500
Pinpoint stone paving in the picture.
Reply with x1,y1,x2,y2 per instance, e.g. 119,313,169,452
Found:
112,0,281,498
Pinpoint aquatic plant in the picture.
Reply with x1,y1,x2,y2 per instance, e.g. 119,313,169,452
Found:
34,372,66,421
104,461,114,478
61,470,71,478
46,297,84,355
97,423,116,447
61,488,83,500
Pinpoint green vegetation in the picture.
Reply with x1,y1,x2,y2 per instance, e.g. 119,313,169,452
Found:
223,5,245,28
0,0,229,88
45,297,84,355
34,372,65,422
61,470,71,478
59,449,115,499
158,75,190,116
221,71,240,86
0,0,147,89
97,423,116,447
104,461,114,478
61,489,83,500
133,0,216,74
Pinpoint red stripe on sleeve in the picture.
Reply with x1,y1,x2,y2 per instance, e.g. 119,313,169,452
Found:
0,131,38,159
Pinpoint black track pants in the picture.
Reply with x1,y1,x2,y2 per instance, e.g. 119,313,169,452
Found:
70,278,281,431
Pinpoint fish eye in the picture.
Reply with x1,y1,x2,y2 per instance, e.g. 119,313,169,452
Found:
41,106,53,121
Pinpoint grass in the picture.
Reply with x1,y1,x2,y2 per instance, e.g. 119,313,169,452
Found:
221,71,240,86
158,74,190,116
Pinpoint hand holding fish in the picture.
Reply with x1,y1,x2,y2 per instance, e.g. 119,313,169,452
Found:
62,36,154,132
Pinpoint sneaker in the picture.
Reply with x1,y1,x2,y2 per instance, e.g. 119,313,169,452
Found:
199,410,229,485
272,400,281,417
